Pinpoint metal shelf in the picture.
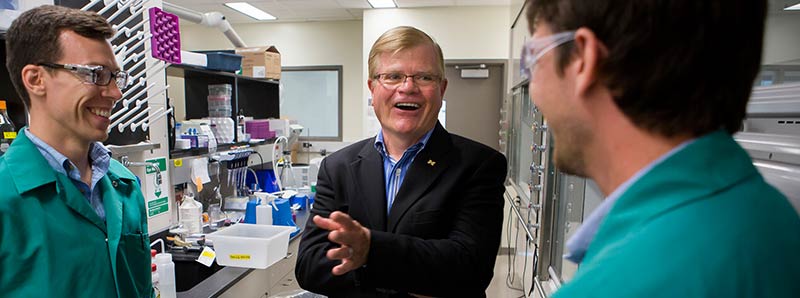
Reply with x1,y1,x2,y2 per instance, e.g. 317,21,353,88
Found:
106,142,161,157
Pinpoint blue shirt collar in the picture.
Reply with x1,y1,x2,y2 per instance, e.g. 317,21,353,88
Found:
374,127,435,160
563,137,697,264
25,128,111,176
25,128,112,220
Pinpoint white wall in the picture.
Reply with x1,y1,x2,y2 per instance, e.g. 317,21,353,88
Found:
179,20,364,141
18,0,52,11
362,6,510,136
763,13,800,65
181,7,511,140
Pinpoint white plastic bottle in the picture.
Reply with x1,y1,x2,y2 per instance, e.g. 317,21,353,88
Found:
180,193,203,234
155,253,176,298
256,202,273,225
255,193,275,225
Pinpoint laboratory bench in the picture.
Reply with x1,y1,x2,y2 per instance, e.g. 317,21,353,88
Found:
165,209,307,298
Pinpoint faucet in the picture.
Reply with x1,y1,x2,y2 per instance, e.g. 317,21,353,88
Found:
120,155,162,194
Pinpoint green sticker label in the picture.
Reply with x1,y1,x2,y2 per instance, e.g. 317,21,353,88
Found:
147,197,169,217
146,158,167,173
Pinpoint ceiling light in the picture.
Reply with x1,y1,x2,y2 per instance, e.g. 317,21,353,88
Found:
368,0,397,8
224,2,276,20
786,3,800,10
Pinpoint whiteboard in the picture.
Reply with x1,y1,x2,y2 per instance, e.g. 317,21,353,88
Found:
280,67,342,140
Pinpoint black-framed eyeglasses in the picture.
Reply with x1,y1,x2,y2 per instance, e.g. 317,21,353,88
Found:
38,62,129,90
373,72,442,89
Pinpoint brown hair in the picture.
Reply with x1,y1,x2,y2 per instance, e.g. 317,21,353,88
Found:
526,0,767,137
5,5,114,108
368,26,445,79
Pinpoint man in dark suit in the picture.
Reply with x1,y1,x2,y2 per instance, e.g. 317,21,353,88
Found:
295,26,507,297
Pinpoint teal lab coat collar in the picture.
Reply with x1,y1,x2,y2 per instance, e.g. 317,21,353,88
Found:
5,129,138,194
588,130,758,258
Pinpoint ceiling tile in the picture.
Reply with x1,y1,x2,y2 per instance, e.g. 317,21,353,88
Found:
336,0,372,9
396,0,455,8
275,0,342,9
455,0,511,5
161,0,514,23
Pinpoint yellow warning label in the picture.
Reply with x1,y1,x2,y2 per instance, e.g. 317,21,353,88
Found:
3,132,16,139
201,250,215,258
230,254,251,260
173,159,183,167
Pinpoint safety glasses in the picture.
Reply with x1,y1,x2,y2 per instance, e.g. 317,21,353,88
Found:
38,62,129,90
520,31,576,80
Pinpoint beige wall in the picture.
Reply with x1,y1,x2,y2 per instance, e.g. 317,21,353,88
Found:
763,13,800,65
362,6,511,61
181,6,511,140
362,6,511,136
179,20,364,141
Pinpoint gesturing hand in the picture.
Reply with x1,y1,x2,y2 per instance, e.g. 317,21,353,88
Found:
313,211,371,275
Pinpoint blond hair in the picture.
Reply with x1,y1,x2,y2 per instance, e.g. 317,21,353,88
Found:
368,26,444,79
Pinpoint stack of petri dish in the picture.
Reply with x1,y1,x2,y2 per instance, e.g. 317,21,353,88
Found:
207,84,235,144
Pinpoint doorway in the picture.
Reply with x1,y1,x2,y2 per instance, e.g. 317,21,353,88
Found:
444,62,505,151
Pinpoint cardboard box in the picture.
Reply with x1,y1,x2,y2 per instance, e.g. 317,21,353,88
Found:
235,46,281,80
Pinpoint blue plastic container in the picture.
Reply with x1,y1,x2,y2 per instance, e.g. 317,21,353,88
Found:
243,198,259,224
272,198,299,237
195,51,242,73
290,194,308,210
245,169,279,193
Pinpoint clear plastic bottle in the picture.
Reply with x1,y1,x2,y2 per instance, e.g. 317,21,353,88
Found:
179,192,203,234
0,100,17,156
154,253,176,298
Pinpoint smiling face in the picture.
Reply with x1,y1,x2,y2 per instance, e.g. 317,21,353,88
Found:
368,44,447,144
35,30,122,144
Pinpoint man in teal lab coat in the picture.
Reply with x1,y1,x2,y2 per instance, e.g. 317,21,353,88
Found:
1,5,151,297
521,0,800,297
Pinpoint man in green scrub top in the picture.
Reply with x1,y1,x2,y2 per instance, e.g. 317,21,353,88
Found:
521,0,800,297
1,5,152,297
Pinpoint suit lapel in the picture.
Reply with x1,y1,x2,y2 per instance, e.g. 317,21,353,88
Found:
387,124,453,232
350,140,389,231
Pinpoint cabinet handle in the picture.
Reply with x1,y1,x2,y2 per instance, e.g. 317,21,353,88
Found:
532,122,548,132
530,163,545,173
531,144,547,152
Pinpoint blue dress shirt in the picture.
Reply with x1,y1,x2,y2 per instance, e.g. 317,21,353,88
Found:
374,128,435,215
26,128,111,221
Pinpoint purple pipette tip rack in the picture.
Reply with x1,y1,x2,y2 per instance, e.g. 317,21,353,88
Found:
148,7,181,64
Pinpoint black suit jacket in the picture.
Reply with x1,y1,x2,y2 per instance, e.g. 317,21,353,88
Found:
296,123,507,297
